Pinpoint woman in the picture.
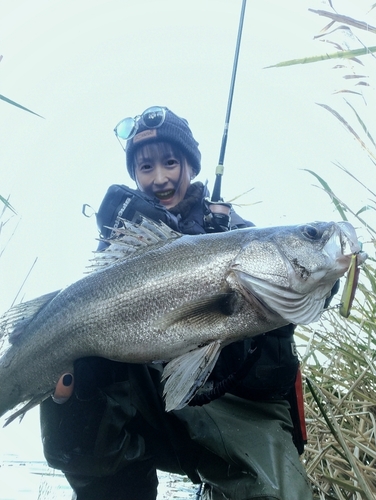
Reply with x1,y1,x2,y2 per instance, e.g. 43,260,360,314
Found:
40,107,313,500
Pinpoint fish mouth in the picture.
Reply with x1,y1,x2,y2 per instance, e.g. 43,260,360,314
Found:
232,221,368,326
306,221,368,287
337,221,367,263
328,222,368,277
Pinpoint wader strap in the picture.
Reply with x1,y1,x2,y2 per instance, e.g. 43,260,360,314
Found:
287,364,307,455
295,366,307,443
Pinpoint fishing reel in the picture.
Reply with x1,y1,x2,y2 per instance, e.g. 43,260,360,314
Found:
203,199,232,233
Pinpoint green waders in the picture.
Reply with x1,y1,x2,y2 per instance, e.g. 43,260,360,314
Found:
41,364,313,500
175,395,313,500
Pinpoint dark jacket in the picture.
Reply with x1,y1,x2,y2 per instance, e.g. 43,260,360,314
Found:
95,182,299,401
40,182,303,480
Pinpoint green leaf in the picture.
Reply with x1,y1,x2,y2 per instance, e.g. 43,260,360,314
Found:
309,9,376,35
306,377,339,439
265,46,376,69
356,205,374,216
0,94,44,118
316,103,376,162
302,169,348,220
0,195,17,214
345,99,376,148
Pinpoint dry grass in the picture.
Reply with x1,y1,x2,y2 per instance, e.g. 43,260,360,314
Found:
297,275,376,499
285,5,376,497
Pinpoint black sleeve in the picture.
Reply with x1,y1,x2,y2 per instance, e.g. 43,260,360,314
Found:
96,184,180,249
229,208,255,229
40,376,147,477
211,325,299,401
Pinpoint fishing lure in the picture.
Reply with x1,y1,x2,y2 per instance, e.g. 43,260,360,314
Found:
340,253,360,318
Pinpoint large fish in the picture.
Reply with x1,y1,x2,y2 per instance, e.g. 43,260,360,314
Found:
0,219,367,423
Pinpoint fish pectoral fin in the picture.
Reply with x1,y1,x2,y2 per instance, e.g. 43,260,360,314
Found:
154,292,238,331
0,290,61,344
3,391,52,427
162,341,222,412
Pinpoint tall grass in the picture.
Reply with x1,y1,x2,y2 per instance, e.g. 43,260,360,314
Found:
287,3,376,498
0,52,43,118
298,157,376,498
298,263,376,499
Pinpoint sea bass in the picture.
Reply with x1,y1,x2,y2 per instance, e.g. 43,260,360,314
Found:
0,219,367,423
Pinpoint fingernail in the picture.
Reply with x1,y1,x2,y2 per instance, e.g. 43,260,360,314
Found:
52,373,74,404
63,374,73,387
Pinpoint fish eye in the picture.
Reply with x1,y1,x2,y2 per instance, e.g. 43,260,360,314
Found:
301,224,321,240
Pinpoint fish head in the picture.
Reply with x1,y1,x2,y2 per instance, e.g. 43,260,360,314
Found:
231,221,368,325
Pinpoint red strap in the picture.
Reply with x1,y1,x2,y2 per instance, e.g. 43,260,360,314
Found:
295,366,307,443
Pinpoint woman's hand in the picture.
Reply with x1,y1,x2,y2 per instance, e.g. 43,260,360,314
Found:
51,357,129,404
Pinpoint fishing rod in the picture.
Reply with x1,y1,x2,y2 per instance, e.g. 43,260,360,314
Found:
211,0,247,203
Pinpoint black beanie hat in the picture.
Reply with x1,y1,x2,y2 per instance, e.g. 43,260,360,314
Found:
125,108,201,180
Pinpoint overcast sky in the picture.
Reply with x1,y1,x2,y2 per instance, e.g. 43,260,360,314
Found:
0,0,375,471
1,0,375,308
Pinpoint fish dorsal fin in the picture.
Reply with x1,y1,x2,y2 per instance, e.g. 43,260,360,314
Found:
162,341,222,411
0,290,60,344
88,217,182,272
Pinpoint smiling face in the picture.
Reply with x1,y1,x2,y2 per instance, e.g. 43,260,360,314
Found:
134,142,194,209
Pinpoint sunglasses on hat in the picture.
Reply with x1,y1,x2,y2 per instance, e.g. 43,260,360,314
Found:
114,106,167,147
